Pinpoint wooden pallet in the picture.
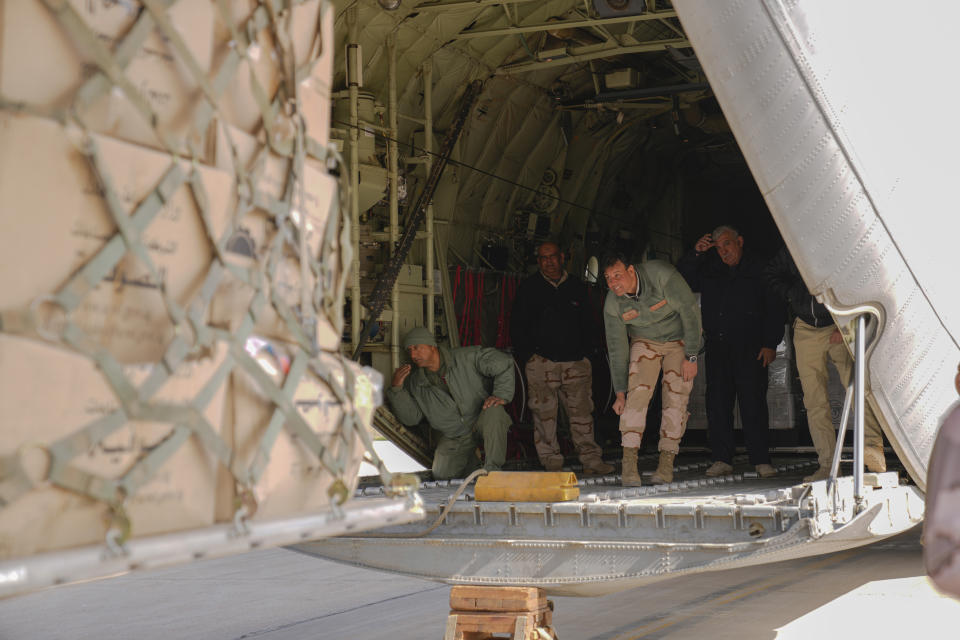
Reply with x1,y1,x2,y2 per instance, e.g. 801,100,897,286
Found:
443,586,558,640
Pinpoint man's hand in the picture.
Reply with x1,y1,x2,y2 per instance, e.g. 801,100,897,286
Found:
482,396,507,410
757,347,776,367
392,364,412,388
830,329,843,344
694,233,714,254
681,359,698,382
612,391,626,416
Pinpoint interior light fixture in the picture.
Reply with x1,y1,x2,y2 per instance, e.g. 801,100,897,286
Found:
593,0,647,17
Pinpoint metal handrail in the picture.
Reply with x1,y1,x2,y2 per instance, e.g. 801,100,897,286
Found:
825,311,876,515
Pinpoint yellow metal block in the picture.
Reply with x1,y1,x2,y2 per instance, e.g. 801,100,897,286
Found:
474,471,579,502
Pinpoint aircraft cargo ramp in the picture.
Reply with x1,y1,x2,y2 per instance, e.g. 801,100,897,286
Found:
293,458,924,597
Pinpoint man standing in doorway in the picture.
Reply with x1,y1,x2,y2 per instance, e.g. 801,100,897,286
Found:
511,241,614,476
602,252,702,486
765,246,886,481
678,225,785,478
386,327,514,480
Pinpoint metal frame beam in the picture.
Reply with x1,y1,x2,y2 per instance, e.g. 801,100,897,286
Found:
388,34,401,371
348,7,362,350
456,11,679,39
416,0,539,10
496,37,690,74
423,61,436,340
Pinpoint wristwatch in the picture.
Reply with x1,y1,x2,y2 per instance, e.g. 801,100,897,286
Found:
686,354,698,363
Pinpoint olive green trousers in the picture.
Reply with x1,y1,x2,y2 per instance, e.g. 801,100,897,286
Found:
431,405,511,480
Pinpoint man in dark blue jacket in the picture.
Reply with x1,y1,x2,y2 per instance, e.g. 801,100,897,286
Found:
678,225,785,477
511,241,613,476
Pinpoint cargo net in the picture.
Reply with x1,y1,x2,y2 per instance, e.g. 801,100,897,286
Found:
0,0,393,558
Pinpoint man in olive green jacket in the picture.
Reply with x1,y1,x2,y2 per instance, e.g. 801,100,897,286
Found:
386,327,514,480
602,252,703,487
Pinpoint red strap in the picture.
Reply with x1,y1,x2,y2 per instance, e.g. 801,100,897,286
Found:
459,269,470,345
502,274,516,348
462,269,471,346
495,273,507,348
452,266,461,312
473,271,484,345
453,266,463,343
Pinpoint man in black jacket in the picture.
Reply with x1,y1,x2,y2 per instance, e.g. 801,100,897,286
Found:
678,225,785,478
511,241,614,475
765,246,886,481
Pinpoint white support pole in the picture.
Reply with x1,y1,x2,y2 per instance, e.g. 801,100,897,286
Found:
854,314,866,506
424,60,436,338
388,33,401,371
828,382,852,489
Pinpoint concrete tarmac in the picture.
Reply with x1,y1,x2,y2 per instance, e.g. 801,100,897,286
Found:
1,526,957,640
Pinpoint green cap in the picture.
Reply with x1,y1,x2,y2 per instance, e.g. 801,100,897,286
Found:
402,327,437,350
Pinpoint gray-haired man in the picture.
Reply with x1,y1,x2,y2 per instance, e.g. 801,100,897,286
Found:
678,225,785,478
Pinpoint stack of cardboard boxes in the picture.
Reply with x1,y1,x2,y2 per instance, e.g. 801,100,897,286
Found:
0,0,369,559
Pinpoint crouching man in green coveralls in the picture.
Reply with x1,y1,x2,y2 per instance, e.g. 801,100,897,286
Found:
602,252,703,487
386,327,514,480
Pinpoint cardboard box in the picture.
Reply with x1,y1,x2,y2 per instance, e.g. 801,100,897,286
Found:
297,0,334,152
397,264,423,286
0,334,228,559
210,123,342,351
0,0,214,157
212,0,282,134
395,293,424,340
0,112,233,363
211,0,331,152
217,340,372,521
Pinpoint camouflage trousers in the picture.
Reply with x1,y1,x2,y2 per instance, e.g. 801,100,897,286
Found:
793,319,883,466
525,355,604,468
620,339,694,453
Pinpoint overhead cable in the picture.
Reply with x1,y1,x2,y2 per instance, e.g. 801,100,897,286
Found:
331,117,682,241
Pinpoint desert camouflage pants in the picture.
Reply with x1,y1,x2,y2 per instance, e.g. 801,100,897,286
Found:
525,355,604,468
620,339,694,453
793,319,883,466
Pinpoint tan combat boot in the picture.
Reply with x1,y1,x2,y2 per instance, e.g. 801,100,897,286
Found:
755,463,778,478
582,459,615,477
621,447,642,487
803,466,831,482
650,450,676,485
541,456,564,472
864,447,887,473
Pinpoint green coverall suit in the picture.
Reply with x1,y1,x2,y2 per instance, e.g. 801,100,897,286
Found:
385,345,515,479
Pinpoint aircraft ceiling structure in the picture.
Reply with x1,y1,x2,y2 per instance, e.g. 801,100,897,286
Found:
329,0,714,269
